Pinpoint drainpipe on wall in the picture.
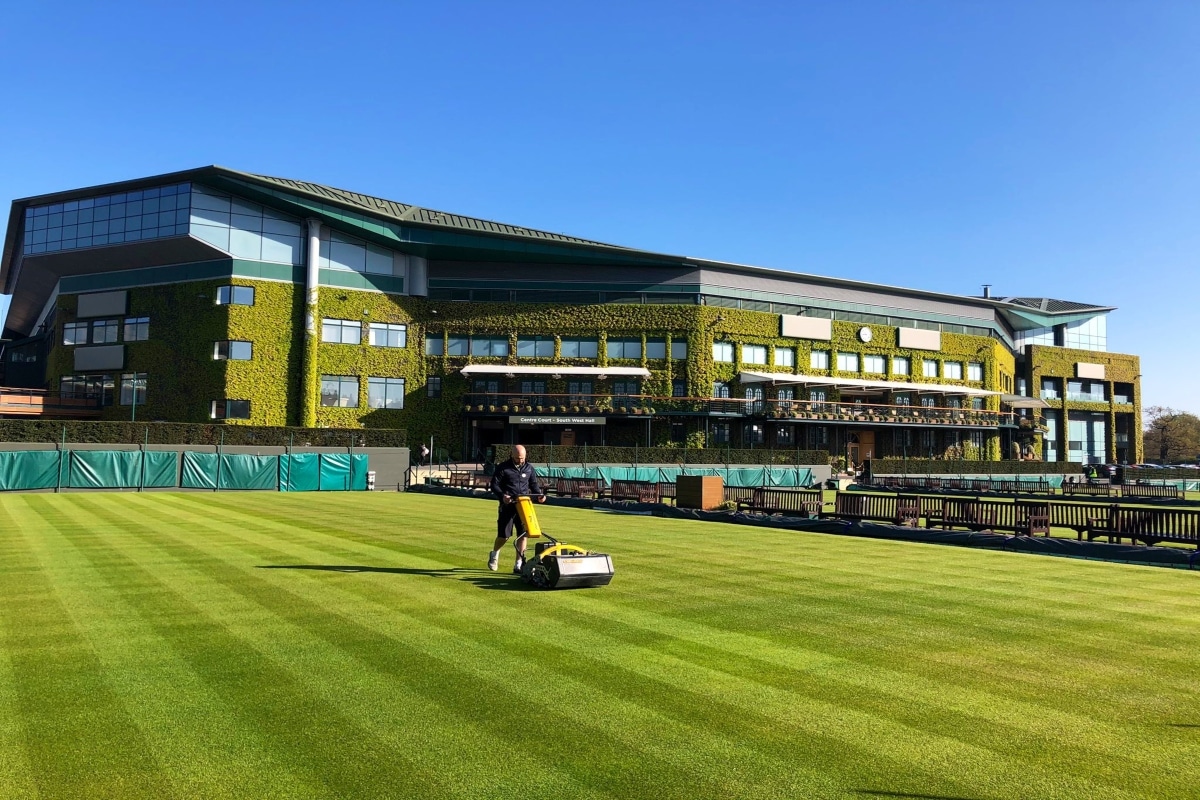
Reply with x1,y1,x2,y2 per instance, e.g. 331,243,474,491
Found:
302,218,322,427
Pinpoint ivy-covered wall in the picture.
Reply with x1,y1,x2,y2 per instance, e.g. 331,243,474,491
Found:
1025,345,1142,463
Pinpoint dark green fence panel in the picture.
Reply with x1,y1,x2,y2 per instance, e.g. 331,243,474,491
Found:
67,450,143,488
0,451,61,491
143,451,180,488
181,452,218,489
318,453,351,491
280,453,320,492
350,454,369,491
217,455,278,490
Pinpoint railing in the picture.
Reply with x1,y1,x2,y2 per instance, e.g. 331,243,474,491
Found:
461,393,1010,426
0,387,102,417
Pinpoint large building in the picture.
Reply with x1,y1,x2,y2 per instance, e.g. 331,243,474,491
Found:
0,167,1141,464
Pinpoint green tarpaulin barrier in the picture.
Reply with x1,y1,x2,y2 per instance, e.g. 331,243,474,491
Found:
218,454,279,490
319,453,351,491
540,465,815,488
350,454,369,491
142,451,179,488
67,450,141,488
0,451,61,491
181,452,218,489
280,453,320,492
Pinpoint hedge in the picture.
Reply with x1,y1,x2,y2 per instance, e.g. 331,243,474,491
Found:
495,444,829,466
0,420,406,447
871,459,1082,475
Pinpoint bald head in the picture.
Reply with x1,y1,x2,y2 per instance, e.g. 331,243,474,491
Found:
513,445,527,465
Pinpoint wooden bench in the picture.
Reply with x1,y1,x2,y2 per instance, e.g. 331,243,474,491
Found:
832,493,922,526
656,482,677,504
1121,484,1185,501
927,498,1050,536
1062,482,1116,498
1050,501,1115,538
738,487,823,517
610,480,660,503
554,478,601,499
448,471,473,488
723,485,758,507
1085,506,1200,548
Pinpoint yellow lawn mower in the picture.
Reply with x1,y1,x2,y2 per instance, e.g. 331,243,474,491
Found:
514,496,615,589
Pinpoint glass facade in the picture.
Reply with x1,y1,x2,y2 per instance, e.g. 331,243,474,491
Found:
1014,326,1054,348
1065,316,1106,351
23,183,192,255
320,227,403,276
191,186,303,265
1068,411,1107,464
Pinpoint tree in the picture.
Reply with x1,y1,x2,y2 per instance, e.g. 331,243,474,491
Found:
1142,406,1200,464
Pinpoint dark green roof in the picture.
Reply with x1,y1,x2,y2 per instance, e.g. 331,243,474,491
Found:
997,297,1113,314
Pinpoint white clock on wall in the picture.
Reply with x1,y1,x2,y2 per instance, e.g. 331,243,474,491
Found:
858,326,873,342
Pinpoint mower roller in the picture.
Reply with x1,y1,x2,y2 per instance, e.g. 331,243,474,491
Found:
513,495,614,589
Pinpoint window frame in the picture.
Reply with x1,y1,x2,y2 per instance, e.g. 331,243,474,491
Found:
742,344,767,365
560,337,599,359
215,285,255,306
810,350,830,370
123,316,149,342
63,322,88,346
368,322,407,348
320,374,360,408
367,376,406,410
322,318,362,345
712,342,734,363
211,399,251,420
426,376,442,398
774,347,795,368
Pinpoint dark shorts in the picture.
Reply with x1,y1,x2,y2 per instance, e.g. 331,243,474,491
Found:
496,501,527,540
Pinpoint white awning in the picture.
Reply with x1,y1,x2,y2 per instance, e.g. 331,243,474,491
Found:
737,370,1001,396
460,365,651,378
1001,393,1049,409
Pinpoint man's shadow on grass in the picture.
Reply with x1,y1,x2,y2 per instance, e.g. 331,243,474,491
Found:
256,564,535,591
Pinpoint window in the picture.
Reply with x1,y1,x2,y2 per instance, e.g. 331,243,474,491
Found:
808,425,828,449
920,395,936,408
368,377,405,409
810,350,830,370
1067,380,1107,402
774,347,794,368
447,335,469,356
426,333,445,356
216,285,254,305
211,400,250,420
517,336,555,358
119,373,147,406
923,359,939,378
743,424,765,445
191,186,303,265
470,336,509,357
613,380,640,396
607,338,642,359
322,318,361,345
427,376,442,398
92,319,119,344
369,323,407,348
893,393,911,406
1041,378,1061,400
946,397,962,409
123,316,149,342
520,381,547,403
474,379,500,395
809,388,827,405
1113,383,1133,405
836,352,859,372
319,227,397,275
776,425,794,446
967,362,983,382
560,337,598,358
672,379,687,397
892,357,910,376
567,381,592,403
320,375,359,407
671,340,688,359
777,387,794,411
971,397,984,409
943,362,963,380
671,423,686,444
745,386,764,413
741,344,767,365
711,423,731,444
920,429,936,453
64,322,88,346
213,341,252,360
646,338,667,359
60,374,113,405
713,342,734,362
23,182,192,256
712,381,730,398
863,355,885,374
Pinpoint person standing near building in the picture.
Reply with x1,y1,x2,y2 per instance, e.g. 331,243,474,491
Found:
488,444,545,573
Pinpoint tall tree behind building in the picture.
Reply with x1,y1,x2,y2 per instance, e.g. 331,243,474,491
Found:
1143,406,1200,464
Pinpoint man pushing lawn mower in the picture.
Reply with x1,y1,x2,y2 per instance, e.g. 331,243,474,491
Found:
487,444,545,573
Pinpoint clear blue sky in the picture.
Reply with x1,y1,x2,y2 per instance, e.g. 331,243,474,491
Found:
2,1,1197,413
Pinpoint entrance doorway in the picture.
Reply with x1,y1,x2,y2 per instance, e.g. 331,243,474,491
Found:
847,431,875,466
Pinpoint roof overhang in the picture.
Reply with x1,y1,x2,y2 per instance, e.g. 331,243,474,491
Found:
461,365,651,378
738,370,1000,396
1000,394,1049,409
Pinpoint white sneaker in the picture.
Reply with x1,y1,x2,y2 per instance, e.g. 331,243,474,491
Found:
487,550,499,571
513,558,524,575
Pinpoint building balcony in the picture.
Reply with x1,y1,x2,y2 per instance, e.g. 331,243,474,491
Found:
460,393,1012,427
0,387,103,418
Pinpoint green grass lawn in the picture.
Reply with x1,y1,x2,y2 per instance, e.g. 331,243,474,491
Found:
1,492,1198,800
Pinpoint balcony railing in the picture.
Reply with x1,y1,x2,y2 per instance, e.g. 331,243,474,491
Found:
461,393,1010,426
0,387,103,417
